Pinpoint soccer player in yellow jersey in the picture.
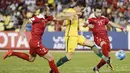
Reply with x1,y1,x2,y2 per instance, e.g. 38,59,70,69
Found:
50,2,112,73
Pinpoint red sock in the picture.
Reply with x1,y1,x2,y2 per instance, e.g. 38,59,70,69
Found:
97,44,110,69
11,52,30,61
49,60,59,73
97,59,106,69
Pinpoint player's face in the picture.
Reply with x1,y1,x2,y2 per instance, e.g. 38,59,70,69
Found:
75,6,84,12
95,9,102,17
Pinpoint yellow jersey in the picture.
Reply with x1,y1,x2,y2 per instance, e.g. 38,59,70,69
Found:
63,8,79,37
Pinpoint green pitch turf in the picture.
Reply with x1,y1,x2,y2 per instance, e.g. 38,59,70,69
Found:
0,52,130,73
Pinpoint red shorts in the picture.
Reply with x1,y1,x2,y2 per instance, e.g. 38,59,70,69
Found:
29,39,48,57
94,36,110,46
94,36,111,51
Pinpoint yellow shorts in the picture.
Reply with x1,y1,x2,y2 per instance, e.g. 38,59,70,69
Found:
64,35,86,52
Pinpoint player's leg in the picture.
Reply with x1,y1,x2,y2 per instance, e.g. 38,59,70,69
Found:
78,36,113,73
36,45,59,73
95,41,113,72
3,49,36,62
56,37,77,67
43,52,60,73
100,41,110,57
3,50,14,59
78,35,108,61
93,41,109,72
3,40,39,62
56,52,74,67
97,41,109,68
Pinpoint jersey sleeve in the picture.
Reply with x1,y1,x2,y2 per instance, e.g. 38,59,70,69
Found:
30,14,45,23
87,18,94,24
45,16,54,21
30,16,42,23
105,18,110,25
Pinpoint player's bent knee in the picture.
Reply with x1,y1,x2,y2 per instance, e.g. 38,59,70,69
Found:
100,41,106,47
66,56,72,60
43,52,54,61
84,40,95,47
29,59,35,62
47,56,54,61
66,52,73,60
28,56,36,62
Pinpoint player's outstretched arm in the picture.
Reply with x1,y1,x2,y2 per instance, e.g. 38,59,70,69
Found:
109,21,122,28
56,13,73,20
109,21,127,32
20,19,29,38
62,12,81,17
83,19,94,28
56,12,80,20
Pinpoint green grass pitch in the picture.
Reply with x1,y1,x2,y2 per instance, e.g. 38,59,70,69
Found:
0,52,130,73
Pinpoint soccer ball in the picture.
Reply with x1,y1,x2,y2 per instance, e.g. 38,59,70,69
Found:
115,50,126,60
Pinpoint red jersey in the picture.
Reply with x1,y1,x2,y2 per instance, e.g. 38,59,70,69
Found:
30,14,53,41
29,14,53,56
87,16,110,46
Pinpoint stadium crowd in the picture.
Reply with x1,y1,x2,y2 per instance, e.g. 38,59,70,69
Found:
0,0,130,32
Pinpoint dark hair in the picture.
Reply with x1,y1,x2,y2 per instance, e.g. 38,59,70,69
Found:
75,1,86,7
94,4,102,11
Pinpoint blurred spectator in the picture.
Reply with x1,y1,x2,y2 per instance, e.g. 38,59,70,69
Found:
0,13,4,31
70,0,77,8
56,2,63,14
120,5,127,13
83,4,91,19
47,22,55,32
25,0,36,5
0,0,130,32
60,0,70,5
114,12,127,26
4,14,13,30
27,4,36,12
127,11,130,24
102,0,108,8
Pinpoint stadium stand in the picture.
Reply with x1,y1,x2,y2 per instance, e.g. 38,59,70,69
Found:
0,0,130,32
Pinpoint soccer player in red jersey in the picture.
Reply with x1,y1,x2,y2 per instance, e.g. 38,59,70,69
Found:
84,5,126,73
3,7,60,73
